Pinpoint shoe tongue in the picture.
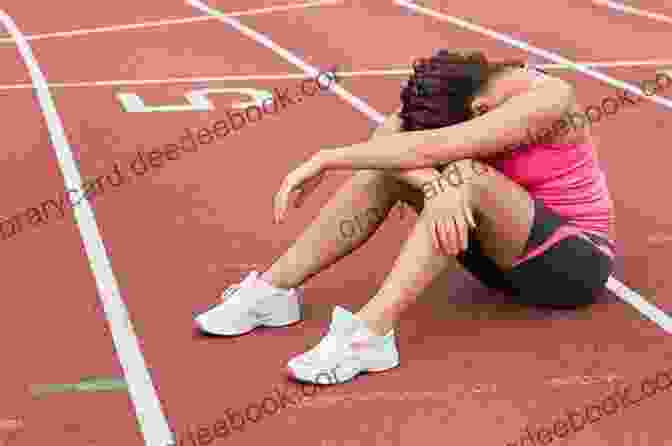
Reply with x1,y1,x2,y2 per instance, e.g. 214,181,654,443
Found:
240,271,260,287
329,307,394,340
242,271,289,292
328,306,363,336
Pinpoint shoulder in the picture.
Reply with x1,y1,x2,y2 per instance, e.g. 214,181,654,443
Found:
523,68,584,144
554,102,591,145
529,69,573,96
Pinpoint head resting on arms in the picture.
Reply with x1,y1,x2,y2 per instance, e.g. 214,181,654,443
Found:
399,50,545,131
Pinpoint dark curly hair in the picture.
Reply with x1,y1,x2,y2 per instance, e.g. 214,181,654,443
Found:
399,50,525,131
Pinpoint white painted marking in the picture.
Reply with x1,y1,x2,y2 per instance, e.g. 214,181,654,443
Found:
117,92,211,112
547,374,622,386
189,87,274,109
0,10,173,446
1,60,672,92
606,277,672,334
395,0,672,110
186,0,386,123
0,74,313,91
592,0,672,25
117,87,273,112
538,60,672,69
299,375,622,407
0,0,343,44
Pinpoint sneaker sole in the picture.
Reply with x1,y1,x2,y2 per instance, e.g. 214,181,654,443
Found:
286,361,400,385
196,316,302,336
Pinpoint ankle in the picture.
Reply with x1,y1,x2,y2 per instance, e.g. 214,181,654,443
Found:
259,270,295,290
354,312,394,337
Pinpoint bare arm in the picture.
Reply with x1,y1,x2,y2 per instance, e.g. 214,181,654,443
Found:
371,109,443,190
317,76,575,170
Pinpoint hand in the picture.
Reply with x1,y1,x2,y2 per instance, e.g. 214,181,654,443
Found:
422,182,476,256
274,153,326,223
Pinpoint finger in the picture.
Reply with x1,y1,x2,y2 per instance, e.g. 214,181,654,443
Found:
455,214,468,252
431,220,442,253
293,182,310,209
467,207,477,229
454,214,465,252
433,219,445,254
462,215,470,251
274,184,290,223
294,182,311,208
294,174,322,208
273,191,282,223
434,220,449,256
439,218,455,256
441,218,456,256
464,201,477,228
293,188,306,208
435,220,447,255
273,191,280,223
451,216,461,253
448,218,460,255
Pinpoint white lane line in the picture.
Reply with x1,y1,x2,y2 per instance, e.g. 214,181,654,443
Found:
396,0,672,333
1,60,671,91
186,0,386,122
592,0,672,25
0,10,173,446
538,59,672,69
607,277,672,334
395,0,672,110
0,0,342,44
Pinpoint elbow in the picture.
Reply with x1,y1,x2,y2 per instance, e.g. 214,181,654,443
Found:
553,77,576,115
534,75,575,118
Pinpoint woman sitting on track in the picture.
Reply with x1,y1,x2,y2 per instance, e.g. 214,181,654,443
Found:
195,50,616,384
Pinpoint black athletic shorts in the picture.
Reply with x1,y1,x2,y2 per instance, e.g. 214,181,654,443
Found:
456,199,615,308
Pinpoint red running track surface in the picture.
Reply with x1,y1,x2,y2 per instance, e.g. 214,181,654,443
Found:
1,1,672,445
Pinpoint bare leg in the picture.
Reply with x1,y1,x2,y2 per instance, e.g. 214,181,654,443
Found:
262,170,420,289
356,159,534,335
262,111,423,290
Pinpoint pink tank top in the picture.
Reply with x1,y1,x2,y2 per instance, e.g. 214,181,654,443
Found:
484,141,616,258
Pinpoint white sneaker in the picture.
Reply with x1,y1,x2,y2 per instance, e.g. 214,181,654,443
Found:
287,306,399,385
195,271,302,336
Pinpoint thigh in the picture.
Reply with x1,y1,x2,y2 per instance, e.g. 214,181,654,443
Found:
505,234,614,307
395,160,534,268
464,160,535,270
395,160,612,306
343,170,415,219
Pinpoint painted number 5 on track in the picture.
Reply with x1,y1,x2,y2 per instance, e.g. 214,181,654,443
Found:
116,87,274,113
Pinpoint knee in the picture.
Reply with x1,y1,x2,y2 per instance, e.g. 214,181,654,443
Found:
422,159,491,201
351,170,424,220
443,159,491,186
353,169,420,200
352,169,392,189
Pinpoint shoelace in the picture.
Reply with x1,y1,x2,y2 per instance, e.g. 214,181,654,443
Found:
302,331,357,366
220,285,241,300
